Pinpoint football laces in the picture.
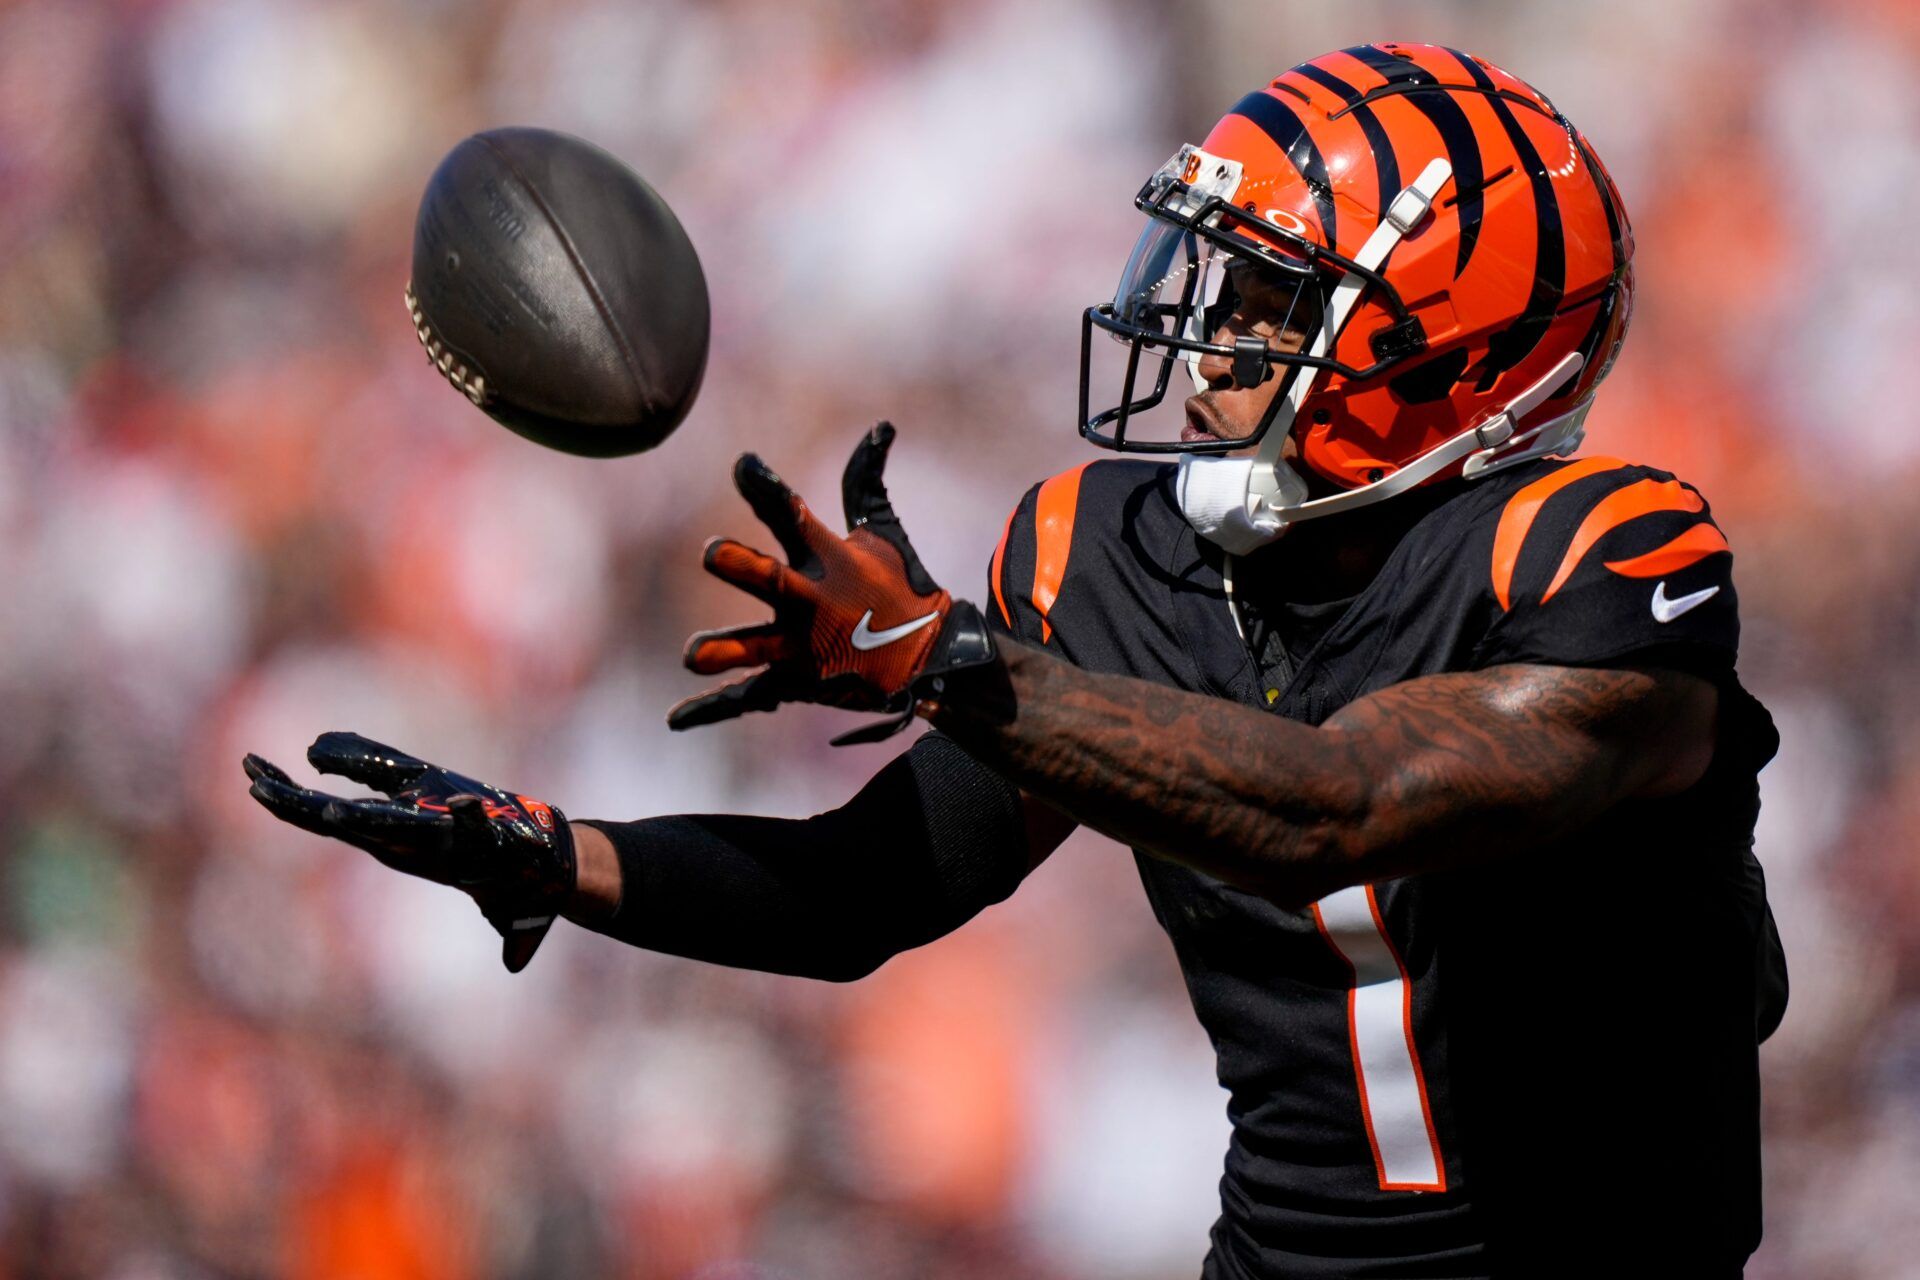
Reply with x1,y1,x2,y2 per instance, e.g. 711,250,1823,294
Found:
404,283,490,407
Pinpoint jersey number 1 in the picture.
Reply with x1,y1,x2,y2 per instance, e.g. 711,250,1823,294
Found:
1310,884,1447,1192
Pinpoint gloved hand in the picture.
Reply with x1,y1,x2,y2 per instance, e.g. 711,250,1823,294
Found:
671,422,996,745
243,732,575,972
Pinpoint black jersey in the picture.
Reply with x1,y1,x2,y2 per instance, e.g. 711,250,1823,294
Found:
986,456,1786,1279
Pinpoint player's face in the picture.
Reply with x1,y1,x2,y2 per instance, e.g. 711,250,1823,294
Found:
1183,262,1320,452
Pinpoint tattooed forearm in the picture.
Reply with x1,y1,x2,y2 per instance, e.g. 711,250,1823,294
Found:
930,642,1716,907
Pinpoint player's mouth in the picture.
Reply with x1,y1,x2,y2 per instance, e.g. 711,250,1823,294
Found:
1182,400,1229,445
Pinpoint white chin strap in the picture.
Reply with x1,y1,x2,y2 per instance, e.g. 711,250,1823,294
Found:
1177,158,1592,556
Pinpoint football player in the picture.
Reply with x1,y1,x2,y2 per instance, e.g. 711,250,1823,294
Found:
248,44,1786,1277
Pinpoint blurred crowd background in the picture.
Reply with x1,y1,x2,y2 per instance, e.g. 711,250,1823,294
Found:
1,0,1918,1275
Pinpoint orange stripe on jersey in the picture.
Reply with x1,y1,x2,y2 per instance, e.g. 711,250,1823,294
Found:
1490,457,1628,610
1603,521,1730,579
1541,479,1703,603
1031,464,1090,644
987,507,1016,627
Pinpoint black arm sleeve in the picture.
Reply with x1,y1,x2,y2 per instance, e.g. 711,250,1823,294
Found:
575,732,1031,981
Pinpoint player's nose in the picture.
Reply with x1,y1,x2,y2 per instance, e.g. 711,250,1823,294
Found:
1194,339,1239,391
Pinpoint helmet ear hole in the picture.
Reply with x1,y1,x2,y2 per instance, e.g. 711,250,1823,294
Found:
1388,349,1471,405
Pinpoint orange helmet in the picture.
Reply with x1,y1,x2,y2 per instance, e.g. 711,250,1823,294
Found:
1081,43,1633,542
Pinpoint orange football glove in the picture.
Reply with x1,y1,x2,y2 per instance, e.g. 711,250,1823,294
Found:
670,423,995,745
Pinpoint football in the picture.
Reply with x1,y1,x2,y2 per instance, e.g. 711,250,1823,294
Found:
405,127,709,456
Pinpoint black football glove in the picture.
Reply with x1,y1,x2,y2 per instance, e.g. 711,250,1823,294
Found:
243,732,575,972
670,422,997,745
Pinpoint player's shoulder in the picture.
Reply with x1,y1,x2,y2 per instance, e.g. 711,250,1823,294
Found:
1455,455,1730,614
1442,454,1740,671
986,458,1178,642
994,457,1179,550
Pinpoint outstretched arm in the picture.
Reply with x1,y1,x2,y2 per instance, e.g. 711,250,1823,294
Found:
567,788,1071,927
248,729,1068,980
564,733,1069,981
929,643,1716,909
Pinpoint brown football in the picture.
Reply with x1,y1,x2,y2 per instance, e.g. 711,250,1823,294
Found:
406,128,709,456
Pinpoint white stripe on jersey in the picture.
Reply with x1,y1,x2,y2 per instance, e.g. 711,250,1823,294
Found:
1311,884,1445,1192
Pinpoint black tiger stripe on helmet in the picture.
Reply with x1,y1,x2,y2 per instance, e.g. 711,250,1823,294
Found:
1286,62,1402,224
1442,47,1566,391
1340,43,1486,277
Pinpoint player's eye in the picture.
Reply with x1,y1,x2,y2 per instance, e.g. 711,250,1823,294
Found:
1225,262,1282,313
1224,262,1318,343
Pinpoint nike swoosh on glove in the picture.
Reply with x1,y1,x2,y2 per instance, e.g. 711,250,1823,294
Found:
671,422,996,745
243,732,575,972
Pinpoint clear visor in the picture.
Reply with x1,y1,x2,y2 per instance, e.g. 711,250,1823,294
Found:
1113,220,1225,334
1090,217,1321,447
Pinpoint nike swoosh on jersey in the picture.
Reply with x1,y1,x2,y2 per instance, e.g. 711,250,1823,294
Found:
1651,580,1719,623
850,609,940,650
